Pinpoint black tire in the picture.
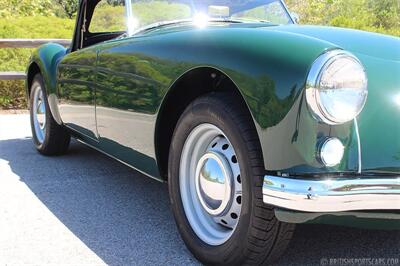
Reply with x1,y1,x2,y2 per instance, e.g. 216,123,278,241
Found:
29,74,70,155
168,92,295,265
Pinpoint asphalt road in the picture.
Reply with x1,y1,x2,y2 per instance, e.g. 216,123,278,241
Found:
0,113,399,265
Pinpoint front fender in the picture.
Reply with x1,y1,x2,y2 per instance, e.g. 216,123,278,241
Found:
144,27,356,174
26,43,67,125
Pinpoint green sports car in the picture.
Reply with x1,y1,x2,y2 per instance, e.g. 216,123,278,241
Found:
26,0,400,264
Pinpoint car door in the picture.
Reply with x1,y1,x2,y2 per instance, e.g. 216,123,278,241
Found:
95,39,161,176
57,47,98,140
56,0,100,140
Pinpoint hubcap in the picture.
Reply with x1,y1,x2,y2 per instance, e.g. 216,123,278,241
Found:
32,84,46,144
180,124,242,246
195,151,233,216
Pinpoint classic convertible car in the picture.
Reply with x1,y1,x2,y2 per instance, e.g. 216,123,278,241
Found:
26,0,399,264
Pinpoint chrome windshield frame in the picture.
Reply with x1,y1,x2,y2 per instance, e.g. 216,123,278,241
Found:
280,0,296,24
125,0,135,36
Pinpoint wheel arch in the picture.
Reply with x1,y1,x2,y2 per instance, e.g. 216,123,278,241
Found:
26,62,42,108
26,44,68,124
154,66,262,180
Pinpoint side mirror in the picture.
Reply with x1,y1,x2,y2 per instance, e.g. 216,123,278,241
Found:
291,12,300,23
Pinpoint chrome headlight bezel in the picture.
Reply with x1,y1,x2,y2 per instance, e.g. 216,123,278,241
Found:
306,50,368,125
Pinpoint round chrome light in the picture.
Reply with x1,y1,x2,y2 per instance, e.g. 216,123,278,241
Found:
306,50,368,125
319,138,344,167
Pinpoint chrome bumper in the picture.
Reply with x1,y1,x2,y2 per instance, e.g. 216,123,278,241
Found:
263,175,400,212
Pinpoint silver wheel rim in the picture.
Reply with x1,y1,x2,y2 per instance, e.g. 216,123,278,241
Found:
180,123,242,246
32,84,46,144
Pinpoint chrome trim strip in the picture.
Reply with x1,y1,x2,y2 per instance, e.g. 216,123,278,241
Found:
353,118,362,174
263,175,400,212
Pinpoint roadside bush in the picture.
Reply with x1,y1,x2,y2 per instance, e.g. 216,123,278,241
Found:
0,80,26,109
286,0,400,36
0,0,54,17
0,16,74,110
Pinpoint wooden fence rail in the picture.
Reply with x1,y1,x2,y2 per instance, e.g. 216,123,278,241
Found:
0,39,71,81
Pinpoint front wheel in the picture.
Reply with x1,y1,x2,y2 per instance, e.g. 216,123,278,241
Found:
29,74,70,155
168,92,295,265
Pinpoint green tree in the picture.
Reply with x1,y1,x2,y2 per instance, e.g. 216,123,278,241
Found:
285,0,399,36
368,0,400,29
0,0,54,17
54,0,79,19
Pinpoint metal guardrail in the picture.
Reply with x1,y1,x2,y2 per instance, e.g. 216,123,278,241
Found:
0,39,71,81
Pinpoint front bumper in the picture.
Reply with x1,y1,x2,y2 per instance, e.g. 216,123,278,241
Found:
263,175,400,212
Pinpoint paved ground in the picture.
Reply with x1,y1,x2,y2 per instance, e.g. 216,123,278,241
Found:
0,114,399,265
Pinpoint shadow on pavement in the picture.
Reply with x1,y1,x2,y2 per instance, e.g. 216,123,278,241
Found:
0,137,197,265
1,137,399,265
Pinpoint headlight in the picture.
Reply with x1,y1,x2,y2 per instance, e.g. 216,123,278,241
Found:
306,50,368,125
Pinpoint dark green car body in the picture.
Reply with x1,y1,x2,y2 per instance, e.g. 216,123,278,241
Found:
26,16,400,227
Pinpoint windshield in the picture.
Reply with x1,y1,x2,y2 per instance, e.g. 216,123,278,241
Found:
126,0,293,33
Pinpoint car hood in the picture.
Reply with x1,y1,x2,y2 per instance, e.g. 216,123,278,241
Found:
145,23,400,62
267,25,400,62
